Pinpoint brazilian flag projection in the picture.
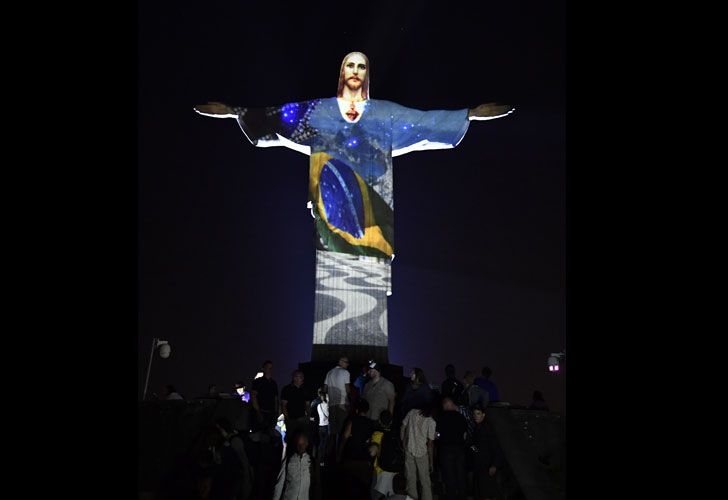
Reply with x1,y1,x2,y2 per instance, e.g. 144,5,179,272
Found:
310,152,394,259
228,96,471,362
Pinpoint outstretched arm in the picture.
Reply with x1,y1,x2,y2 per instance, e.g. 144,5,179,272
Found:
468,103,515,121
388,100,514,156
194,100,319,155
388,101,471,156
194,101,237,118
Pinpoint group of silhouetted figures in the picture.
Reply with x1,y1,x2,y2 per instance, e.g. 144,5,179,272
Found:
141,358,550,500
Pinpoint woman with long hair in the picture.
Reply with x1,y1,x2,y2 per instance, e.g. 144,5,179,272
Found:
400,367,434,418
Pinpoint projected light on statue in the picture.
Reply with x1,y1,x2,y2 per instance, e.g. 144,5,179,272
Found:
195,51,514,362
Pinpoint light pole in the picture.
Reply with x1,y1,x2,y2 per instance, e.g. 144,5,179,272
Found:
142,338,171,400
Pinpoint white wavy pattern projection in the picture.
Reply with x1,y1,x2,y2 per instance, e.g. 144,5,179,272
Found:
312,250,390,347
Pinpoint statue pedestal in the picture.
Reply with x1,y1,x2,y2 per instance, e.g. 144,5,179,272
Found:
310,344,389,365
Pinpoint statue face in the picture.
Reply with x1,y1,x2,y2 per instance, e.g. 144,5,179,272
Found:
343,54,367,93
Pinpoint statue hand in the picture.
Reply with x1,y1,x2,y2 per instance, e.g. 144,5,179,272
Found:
468,103,515,120
194,101,236,118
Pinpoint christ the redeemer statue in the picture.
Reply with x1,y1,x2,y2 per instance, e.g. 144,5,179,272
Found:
195,51,514,363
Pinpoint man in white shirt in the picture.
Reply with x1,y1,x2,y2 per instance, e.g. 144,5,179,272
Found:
273,433,312,500
400,406,436,500
324,356,352,449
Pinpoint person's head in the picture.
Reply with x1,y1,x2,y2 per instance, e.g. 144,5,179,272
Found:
481,366,493,379
195,425,225,465
463,371,476,387
291,369,304,386
472,403,487,424
392,473,407,494
318,385,328,401
418,400,434,418
368,442,379,458
294,433,309,456
338,356,350,369
442,396,457,412
262,360,273,379
234,380,248,399
532,390,544,401
410,367,427,386
445,364,456,378
164,384,177,396
354,398,370,415
368,360,382,380
208,384,218,396
337,52,370,99
378,410,393,429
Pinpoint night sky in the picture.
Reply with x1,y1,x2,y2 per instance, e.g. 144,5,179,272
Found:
138,0,566,413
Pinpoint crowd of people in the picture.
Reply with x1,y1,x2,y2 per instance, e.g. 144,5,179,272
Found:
148,357,551,500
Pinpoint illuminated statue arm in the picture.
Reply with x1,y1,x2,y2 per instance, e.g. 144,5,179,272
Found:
388,101,471,156
195,100,320,156
388,100,516,156
467,103,515,121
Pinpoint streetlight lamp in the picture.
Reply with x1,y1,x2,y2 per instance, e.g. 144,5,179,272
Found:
142,338,171,400
548,350,565,373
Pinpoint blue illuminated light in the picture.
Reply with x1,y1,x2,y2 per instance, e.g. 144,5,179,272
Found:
280,103,300,126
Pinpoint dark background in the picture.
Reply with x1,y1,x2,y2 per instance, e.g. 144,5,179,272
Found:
138,0,566,413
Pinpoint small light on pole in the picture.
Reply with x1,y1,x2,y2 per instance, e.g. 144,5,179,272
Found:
159,342,171,358
547,351,565,373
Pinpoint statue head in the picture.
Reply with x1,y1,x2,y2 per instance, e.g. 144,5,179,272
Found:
337,51,370,99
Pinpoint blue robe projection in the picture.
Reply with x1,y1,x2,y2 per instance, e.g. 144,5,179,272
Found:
234,97,470,362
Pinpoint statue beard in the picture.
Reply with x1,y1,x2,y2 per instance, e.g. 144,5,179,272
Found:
346,77,363,92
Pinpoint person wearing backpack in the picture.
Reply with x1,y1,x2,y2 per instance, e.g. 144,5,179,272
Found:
369,410,402,499
400,403,436,500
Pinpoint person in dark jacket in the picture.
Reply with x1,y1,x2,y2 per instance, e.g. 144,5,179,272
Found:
437,396,468,500
470,404,504,500
339,398,375,500
400,367,434,418
440,365,465,406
